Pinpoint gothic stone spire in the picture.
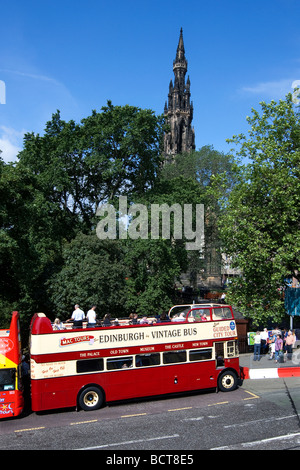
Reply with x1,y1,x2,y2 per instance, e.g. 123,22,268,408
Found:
164,28,195,159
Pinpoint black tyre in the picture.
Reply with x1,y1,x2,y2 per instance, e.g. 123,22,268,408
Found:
218,370,237,392
78,386,104,411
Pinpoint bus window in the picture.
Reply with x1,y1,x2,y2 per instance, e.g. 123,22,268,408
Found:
188,309,210,322
212,307,232,320
76,359,104,373
169,306,190,318
189,349,212,362
106,357,133,370
163,350,187,364
135,353,160,367
0,369,15,391
227,341,238,357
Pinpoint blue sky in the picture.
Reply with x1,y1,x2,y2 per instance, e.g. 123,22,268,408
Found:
0,0,300,162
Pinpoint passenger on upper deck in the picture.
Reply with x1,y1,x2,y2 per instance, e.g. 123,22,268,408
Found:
157,312,170,323
139,316,153,325
171,312,186,322
67,304,85,329
86,305,97,328
53,318,66,330
103,314,112,326
129,313,138,324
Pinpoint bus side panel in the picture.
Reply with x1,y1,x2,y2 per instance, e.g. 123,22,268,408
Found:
14,390,25,416
31,368,163,411
31,360,222,412
0,311,24,418
95,364,214,403
102,368,163,402
31,377,76,412
223,358,240,376
0,390,24,418
188,361,217,389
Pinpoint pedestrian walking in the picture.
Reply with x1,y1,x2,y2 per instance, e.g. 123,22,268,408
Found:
274,334,283,363
285,330,296,360
260,328,269,354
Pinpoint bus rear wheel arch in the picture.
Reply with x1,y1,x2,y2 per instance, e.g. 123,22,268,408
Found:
78,385,105,411
217,370,238,392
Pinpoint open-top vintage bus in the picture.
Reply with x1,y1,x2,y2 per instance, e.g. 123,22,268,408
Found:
0,311,24,418
30,304,240,412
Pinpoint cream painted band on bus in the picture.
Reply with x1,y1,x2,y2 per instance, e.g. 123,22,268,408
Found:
31,322,237,357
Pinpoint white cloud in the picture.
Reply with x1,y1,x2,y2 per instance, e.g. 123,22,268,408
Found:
240,78,295,100
0,126,25,163
0,68,64,87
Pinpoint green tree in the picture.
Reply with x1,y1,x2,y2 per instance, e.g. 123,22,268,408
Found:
123,238,184,316
47,233,127,319
19,112,87,234
0,159,63,326
0,102,164,326
161,145,236,192
119,146,231,310
160,147,236,284
82,101,165,206
219,95,300,325
18,103,165,233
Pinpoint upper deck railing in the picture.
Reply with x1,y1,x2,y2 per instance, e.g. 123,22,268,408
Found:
30,304,235,335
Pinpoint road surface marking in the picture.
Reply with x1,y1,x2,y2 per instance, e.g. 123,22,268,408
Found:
243,390,260,400
211,431,300,450
208,401,228,406
70,419,98,425
168,406,193,412
75,434,180,450
14,427,45,433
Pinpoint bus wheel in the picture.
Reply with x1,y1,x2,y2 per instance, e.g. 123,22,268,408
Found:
218,371,237,392
78,386,104,411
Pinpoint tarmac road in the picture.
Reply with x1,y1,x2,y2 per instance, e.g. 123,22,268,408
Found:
0,370,300,452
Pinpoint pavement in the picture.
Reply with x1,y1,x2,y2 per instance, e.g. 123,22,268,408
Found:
239,349,300,379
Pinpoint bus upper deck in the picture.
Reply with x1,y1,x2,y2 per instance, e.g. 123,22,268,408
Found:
32,303,235,331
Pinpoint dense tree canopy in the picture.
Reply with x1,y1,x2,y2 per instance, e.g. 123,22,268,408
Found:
18,102,164,231
46,234,127,320
0,103,166,327
219,95,300,325
0,160,63,325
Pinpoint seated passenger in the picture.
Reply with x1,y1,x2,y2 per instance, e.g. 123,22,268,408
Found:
172,312,186,322
201,314,208,321
158,312,170,323
129,313,139,324
103,314,112,326
53,318,66,330
140,316,152,324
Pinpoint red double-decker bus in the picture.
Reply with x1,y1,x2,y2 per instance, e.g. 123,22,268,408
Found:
30,304,240,412
0,311,24,418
